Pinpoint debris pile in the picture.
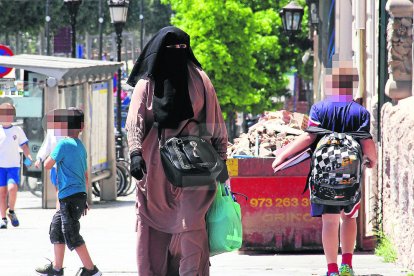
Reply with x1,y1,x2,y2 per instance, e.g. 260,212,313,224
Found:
227,110,309,158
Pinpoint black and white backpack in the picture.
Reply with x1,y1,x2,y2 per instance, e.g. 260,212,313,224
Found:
309,132,363,206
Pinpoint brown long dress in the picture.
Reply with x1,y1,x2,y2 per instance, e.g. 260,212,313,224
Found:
126,62,228,275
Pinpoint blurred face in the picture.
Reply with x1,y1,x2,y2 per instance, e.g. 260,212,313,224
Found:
52,121,69,136
325,62,359,99
45,109,84,137
0,104,15,126
46,114,59,130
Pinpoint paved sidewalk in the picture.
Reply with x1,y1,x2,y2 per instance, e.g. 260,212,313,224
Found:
0,191,410,276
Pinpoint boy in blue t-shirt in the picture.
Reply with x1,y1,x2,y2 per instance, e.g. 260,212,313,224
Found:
35,108,101,276
272,61,377,276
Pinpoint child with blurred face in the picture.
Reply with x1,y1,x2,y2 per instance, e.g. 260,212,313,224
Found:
0,103,32,229
35,108,102,276
272,60,377,276
0,103,14,125
35,110,80,206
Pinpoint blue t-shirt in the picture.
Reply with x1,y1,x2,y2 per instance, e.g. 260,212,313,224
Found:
50,138,87,199
308,100,370,132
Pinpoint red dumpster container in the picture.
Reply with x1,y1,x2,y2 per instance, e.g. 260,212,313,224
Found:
228,158,323,251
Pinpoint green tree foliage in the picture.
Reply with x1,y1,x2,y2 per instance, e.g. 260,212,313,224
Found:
0,0,170,49
127,0,172,34
0,1,44,36
161,0,311,114
246,0,313,109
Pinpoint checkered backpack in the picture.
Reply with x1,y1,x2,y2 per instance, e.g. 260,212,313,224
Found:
309,132,363,206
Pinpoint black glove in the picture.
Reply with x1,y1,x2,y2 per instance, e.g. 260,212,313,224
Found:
130,151,147,180
217,159,229,183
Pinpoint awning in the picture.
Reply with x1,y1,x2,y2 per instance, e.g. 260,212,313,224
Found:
0,54,122,82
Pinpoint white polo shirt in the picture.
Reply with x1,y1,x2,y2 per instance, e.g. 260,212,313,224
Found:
0,125,29,168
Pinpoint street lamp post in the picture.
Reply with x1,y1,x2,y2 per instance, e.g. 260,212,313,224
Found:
280,1,304,37
108,0,129,160
45,0,51,56
280,1,312,50
306,0,320,27
64,0,82,58
98,0,104,60
140,0,144,51
280,1,316,113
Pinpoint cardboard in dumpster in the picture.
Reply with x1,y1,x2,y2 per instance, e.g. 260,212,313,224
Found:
227,110,309,158
226,110,319,251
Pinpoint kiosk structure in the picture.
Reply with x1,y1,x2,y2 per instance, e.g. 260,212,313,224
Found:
0,54,122,208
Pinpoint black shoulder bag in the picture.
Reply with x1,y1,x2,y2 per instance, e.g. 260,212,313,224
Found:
158,119,224,188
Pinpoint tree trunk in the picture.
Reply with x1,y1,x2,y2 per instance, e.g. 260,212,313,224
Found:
85,32,92,59
227,110,237,143
15,33,20,54
131,31,136,62
5,33,10,46
38,28,45,55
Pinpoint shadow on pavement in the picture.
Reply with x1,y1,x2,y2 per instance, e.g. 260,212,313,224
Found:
92,199,135,209
238,250,379,256
238,249,324,256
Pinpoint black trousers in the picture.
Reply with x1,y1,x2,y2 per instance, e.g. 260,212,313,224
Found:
49,192,87,251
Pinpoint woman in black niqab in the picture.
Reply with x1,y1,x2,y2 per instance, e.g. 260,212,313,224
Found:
127,26,202,129
126,26,229,276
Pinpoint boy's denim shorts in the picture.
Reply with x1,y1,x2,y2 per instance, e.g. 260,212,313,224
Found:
49,192,87,251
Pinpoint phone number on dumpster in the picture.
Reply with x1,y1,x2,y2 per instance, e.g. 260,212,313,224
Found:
249,197,311,208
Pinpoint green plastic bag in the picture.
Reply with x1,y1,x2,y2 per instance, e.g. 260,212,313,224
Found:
207,183,243,256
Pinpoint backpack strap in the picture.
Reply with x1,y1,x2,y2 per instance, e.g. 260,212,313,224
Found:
302,162,313,194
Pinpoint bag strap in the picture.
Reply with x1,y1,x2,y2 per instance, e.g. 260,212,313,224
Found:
232,191,248,202
155,119,201,142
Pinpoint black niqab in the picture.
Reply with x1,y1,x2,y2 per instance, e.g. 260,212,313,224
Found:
127,26,202,129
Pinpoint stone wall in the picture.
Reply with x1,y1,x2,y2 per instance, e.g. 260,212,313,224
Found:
381,96,414,269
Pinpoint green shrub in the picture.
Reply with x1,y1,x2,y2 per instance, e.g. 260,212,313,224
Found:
375,231,398,263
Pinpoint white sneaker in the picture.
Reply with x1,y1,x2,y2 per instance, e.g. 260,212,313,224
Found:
0,218,7,229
